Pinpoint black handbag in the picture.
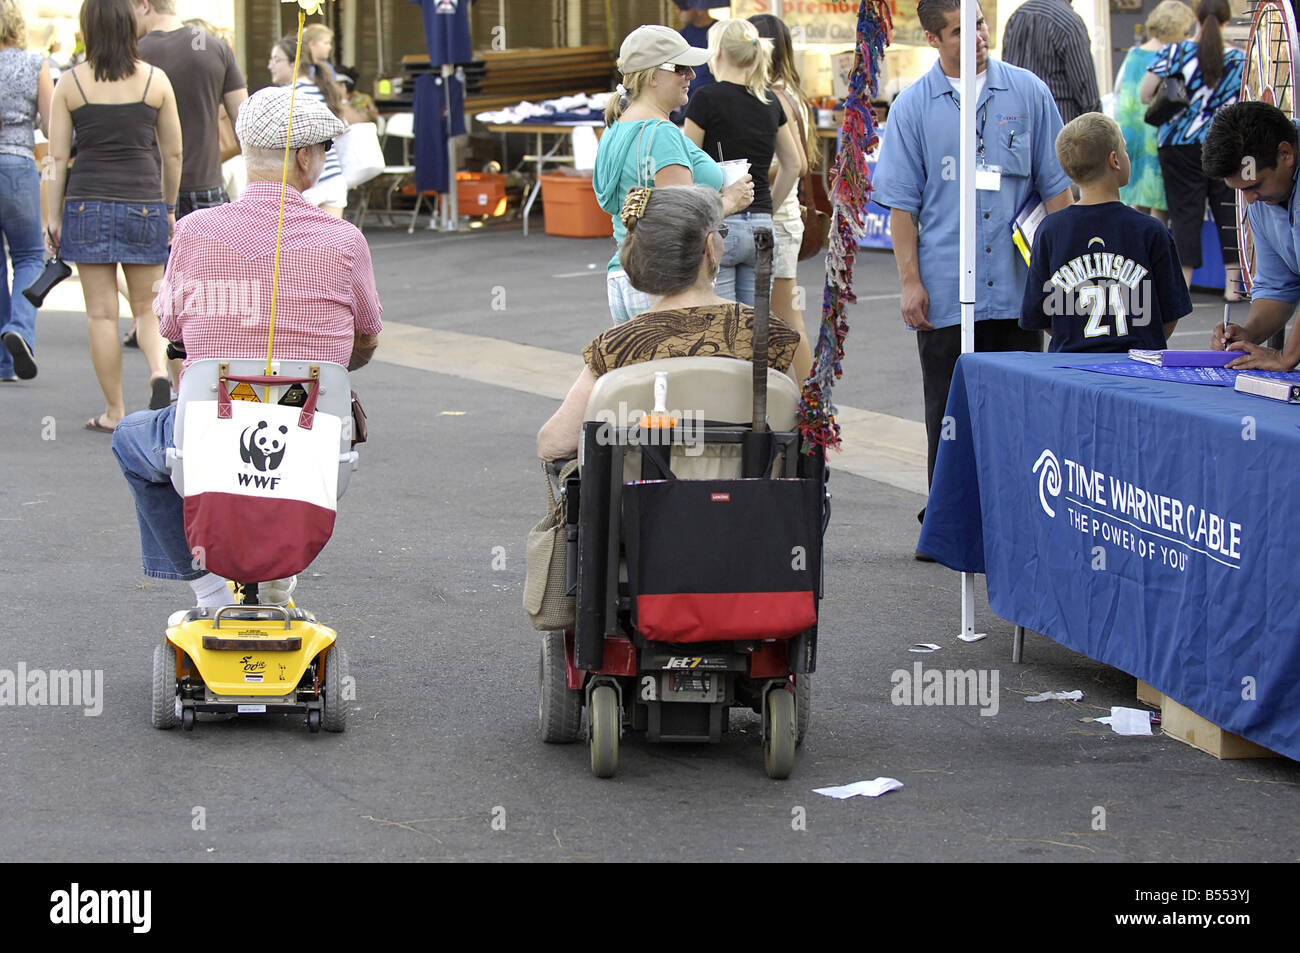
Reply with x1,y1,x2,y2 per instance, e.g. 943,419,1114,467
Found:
1144,75,1189,127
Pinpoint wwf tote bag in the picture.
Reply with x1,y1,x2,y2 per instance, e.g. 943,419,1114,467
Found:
180,373,341,582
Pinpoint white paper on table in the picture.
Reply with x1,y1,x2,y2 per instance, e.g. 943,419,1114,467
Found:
1024,690,1084,702
1095,706,1154,736
813,778,904,799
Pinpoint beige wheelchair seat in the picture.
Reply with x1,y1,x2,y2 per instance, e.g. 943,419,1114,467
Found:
167,358,359,498
581,357,800,480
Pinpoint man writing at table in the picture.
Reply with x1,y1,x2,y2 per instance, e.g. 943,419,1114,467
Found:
872,0,1072,551
1203,101,1300,370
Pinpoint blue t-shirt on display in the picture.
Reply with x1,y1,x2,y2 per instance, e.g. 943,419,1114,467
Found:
1020,202,1192,352
411,0,474,66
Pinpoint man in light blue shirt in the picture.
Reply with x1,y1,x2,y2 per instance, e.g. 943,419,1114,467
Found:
1203,102,1300,371
873,0,1071,531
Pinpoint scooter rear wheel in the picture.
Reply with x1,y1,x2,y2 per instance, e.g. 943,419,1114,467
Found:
539,631,582,743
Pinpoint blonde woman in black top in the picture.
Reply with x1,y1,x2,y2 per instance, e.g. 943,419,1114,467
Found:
684,18,801,308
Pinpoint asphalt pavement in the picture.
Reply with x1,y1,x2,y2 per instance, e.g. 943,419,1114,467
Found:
0,212,1295,867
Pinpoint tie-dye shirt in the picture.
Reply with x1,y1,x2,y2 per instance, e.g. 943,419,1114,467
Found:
1148,40,1245,148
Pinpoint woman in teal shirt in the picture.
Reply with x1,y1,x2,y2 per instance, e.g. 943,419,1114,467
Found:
594,25,754,324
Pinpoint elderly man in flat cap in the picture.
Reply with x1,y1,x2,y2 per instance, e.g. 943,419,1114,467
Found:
111,86,382,612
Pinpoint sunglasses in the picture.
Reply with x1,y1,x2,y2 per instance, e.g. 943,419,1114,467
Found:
658,62,694,76
714,224,729,238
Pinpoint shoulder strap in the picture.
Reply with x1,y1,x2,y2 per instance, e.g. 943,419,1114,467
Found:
635,119,674,187
141,64,154,102
785,88,810,161
69,65,89,105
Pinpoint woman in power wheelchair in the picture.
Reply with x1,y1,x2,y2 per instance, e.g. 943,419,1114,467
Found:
538,185,798,461
532,185,827,779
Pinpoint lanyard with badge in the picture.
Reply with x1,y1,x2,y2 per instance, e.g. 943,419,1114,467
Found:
970,99,1001,191
951,93,999,191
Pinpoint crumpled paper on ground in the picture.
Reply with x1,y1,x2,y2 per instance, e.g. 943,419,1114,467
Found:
1095,706,1154,736
813,778,904,799
1024,690,1084,702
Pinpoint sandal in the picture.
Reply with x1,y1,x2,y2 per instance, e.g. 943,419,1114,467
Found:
123,329,139,348
149,376,171,410
84,414,117,434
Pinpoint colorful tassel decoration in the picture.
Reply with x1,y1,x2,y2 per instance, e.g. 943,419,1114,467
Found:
799,0,893,455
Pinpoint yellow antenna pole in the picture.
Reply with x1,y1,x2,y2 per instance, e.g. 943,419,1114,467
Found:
266,10,308,393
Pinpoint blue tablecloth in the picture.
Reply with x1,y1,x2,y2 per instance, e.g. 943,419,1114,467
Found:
919,351,1300,759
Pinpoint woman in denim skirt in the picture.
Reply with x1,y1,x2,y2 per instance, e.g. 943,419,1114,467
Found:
0,0,52,382
45,0,181,432
684,18,801,307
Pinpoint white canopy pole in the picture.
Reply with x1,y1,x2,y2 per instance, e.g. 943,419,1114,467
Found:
958,0,986,642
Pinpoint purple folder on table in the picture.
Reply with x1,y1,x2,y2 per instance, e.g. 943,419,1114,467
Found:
1128,349,1238,368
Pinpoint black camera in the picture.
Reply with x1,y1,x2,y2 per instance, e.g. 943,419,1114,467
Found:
23,257,72,308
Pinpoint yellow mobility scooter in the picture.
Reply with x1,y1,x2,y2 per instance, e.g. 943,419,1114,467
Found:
151,358,357,733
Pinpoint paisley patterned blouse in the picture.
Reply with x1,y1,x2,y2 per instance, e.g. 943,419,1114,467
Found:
581,303,799,379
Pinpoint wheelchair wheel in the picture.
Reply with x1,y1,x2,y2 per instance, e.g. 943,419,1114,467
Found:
764,686,796,780
539,631,582,743
795,674,811,747
151,644,179,730
322,645,348,733
589,684,619,779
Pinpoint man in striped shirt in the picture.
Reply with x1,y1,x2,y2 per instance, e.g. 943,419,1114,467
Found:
1002,0,1101,124
112,87,382,610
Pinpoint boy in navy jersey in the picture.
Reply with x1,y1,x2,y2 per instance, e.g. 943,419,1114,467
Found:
1021,114,1192,351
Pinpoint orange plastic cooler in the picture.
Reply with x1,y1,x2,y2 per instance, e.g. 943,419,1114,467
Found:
539,173,613,238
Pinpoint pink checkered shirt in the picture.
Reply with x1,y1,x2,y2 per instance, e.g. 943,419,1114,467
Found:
158,181,382,367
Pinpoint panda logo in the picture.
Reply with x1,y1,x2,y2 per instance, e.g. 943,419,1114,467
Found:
240,420,289,471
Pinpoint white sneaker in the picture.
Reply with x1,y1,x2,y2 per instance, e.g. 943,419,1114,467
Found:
260,576,297,606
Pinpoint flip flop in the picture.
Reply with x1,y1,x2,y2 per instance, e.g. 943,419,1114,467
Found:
84,414,116,434
123,329,139,348
149,376,171,410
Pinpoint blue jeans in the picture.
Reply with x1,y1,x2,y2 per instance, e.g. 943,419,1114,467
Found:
111,404,205,581
714,211,774,307
177,186,229,219
0,154,44,378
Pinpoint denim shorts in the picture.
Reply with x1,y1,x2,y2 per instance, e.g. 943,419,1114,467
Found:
60,199,170,265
